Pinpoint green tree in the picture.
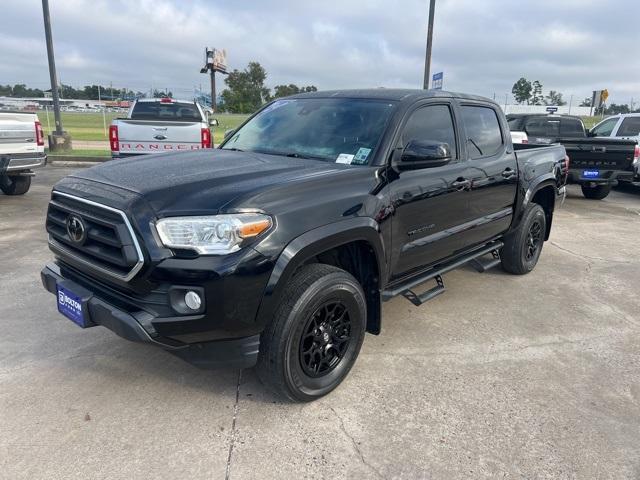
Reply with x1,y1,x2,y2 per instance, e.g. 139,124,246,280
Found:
273,84,317,98
11,84,44,98
511,77,532,104
220,61,270,113
579,97,592,107
530,80,543,105
544,90,566,106
152,89,172,98
605,103,630,115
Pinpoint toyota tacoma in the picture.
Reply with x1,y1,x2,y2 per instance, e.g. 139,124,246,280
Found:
42,89,567,401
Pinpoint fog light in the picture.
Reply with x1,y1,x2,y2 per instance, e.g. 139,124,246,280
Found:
184,291,202,310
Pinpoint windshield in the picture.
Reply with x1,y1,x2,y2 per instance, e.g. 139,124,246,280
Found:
130,101,202,122
221,98,397,164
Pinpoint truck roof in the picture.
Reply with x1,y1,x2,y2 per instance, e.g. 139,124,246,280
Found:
134,98,195,104
506,113,582,120
289,88,497,106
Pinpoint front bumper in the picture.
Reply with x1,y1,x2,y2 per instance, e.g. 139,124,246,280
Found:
41,263,260,368
1,152,47,173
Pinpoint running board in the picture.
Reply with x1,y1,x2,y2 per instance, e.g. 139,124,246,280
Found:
469,249,501,273
402,275,445,306
382,241,503,305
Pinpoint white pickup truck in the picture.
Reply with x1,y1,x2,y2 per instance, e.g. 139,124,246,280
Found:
0,111,46,195
109,98,214,159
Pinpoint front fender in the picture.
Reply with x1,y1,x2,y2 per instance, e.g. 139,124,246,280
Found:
254,217,385,328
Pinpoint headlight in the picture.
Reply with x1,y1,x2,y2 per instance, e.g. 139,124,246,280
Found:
155,214,272,254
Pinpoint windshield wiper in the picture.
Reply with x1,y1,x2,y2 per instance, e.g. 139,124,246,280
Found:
255,149,329,161
225,147,244,152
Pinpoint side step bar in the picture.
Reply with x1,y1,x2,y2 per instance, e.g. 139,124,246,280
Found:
382,241,503,306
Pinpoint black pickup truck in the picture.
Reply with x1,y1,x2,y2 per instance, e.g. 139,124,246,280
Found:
41,90,567,401
507,114,638,199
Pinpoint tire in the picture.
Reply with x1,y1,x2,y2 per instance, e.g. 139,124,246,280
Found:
256,264,367,402
581,183,611,200
501,203,546,275
0,175,31,195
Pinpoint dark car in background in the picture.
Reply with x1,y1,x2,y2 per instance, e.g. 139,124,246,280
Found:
508,114,638,199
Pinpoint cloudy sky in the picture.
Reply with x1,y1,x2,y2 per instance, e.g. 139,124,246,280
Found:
2,0,639,105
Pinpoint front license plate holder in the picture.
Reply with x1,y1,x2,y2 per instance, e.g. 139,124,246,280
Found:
56,281,94,328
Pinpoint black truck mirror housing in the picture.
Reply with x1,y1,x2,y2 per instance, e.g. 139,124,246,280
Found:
399,140,452,168
209,118,219,127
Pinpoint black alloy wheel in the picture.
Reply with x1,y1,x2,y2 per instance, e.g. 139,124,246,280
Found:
299,300,352,378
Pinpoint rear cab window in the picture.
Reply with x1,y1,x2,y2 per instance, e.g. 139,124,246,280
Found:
130,101,203,122
559,118,585,137
461,105,503,159
525,117,560,138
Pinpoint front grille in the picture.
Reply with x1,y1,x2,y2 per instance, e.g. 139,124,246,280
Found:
46,192,144,281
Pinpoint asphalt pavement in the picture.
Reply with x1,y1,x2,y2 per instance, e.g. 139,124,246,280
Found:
1,166,639,479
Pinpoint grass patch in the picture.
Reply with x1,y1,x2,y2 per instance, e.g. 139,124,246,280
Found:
580,116,604,129
40,111,249,144
47,148,111,157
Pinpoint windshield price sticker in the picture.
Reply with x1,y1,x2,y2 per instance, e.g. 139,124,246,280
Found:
353,147,371,164
336,153,354,164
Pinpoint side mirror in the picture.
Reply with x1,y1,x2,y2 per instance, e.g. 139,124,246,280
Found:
208,118,219,127
223,129,235,139
398,140,452,169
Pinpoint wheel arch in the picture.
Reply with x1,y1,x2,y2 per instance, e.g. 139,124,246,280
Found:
516,175,557,240
255,217,386,335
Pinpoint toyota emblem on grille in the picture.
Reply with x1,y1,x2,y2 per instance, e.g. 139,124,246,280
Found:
66,215,86,244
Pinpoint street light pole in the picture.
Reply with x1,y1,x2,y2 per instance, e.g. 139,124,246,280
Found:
422,0,436,89
41,0,63,136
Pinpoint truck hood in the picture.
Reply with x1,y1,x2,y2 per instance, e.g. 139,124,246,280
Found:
68,149,347,215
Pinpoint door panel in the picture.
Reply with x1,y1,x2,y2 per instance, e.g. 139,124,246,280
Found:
388,102,471,279
390,162,470,278
460,104,517,245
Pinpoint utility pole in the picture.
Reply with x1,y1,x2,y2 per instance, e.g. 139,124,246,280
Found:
42,0,64,137
210,70,216,112
422,0,436,89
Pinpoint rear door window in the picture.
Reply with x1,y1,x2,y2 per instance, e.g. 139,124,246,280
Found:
460,106,503,159
616,117,640,136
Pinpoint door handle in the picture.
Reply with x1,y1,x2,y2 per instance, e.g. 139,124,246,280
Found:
451,179,471,191
502,168,516,179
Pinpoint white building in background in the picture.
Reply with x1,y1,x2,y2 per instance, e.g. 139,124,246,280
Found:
500,104,592,116
0,97,106,111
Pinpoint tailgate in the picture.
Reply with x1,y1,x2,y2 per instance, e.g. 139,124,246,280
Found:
116,120,203,154
0,113,39,156
561,137,637,172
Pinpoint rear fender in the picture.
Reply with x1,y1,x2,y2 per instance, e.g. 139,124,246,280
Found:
510,173,558,238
